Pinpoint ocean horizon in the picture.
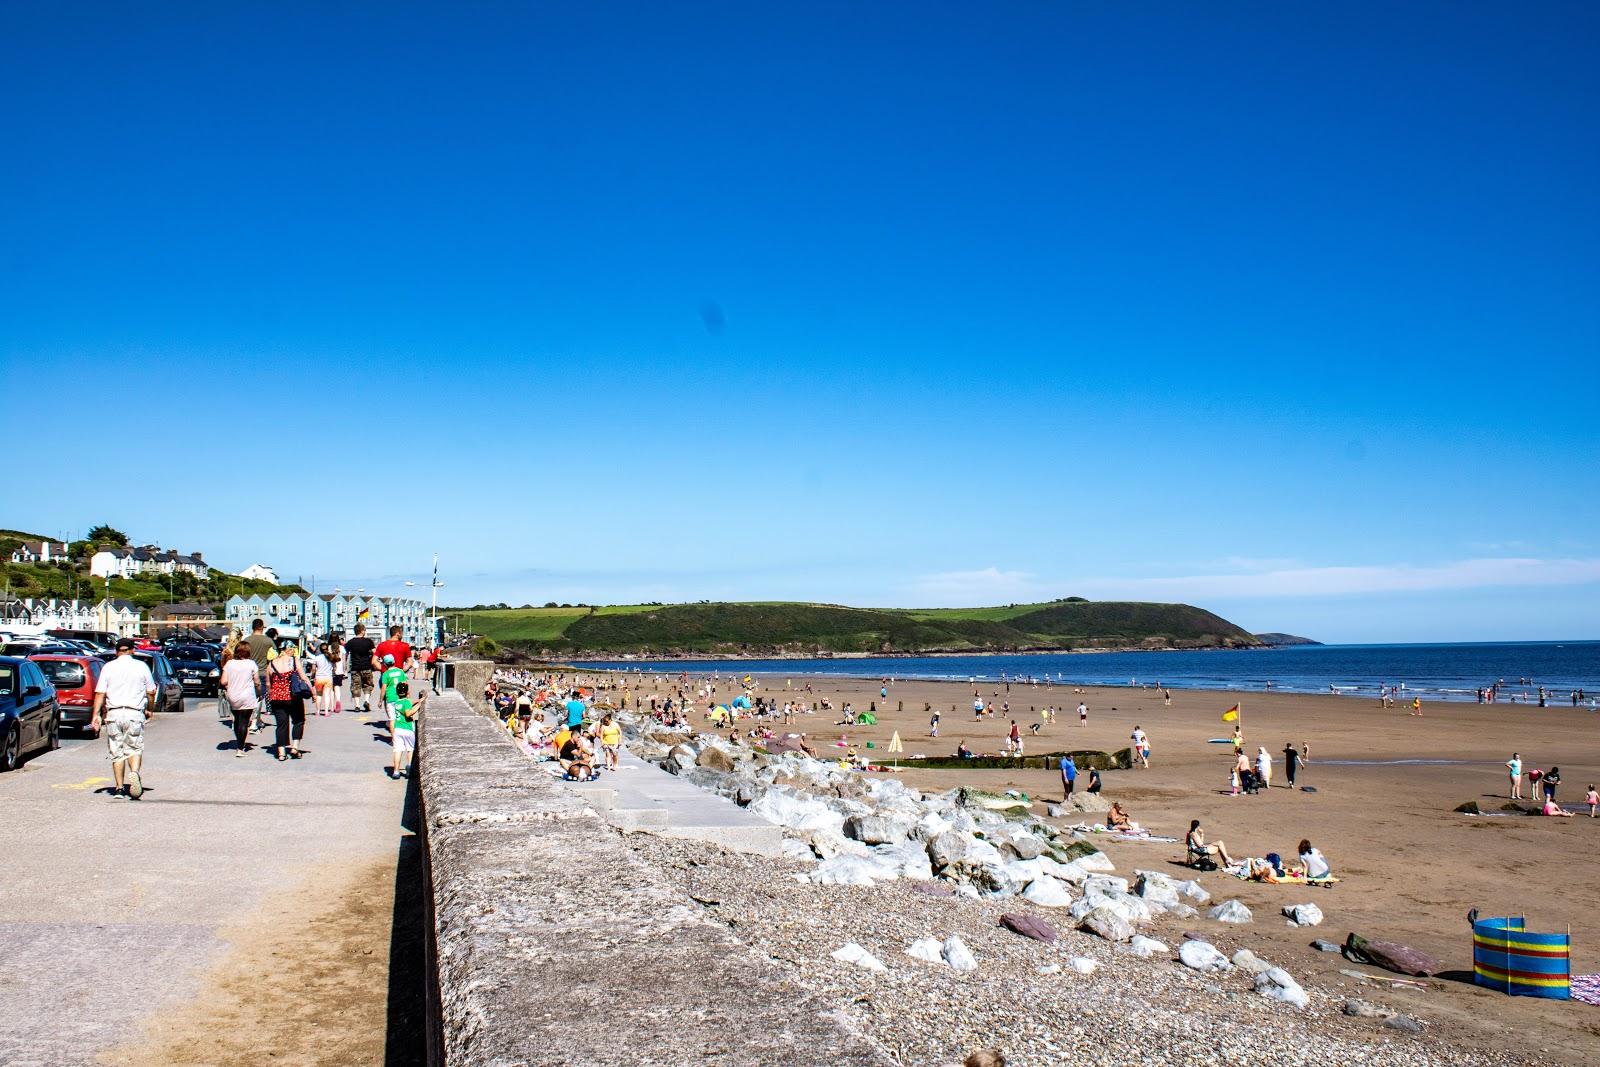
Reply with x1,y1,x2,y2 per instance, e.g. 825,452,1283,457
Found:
575,640,1600,704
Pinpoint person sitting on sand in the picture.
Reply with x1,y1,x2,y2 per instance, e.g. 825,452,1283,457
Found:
1542,798,1575,817
1298,839,1331,879
559,729,595,779
957,740,974,759
1106,802,1141,833
1187,820,1235,867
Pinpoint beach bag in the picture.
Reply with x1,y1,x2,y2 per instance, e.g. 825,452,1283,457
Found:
289,668,313,701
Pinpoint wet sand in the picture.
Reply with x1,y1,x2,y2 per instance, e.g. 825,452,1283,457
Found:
607,669,1600,1062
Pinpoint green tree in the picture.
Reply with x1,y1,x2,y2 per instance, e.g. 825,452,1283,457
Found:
472,636,501,658
87,524,129,547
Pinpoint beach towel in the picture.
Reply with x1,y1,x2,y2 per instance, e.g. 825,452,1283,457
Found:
1571,975,1600,1007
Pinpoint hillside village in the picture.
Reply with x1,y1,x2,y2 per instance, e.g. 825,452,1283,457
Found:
1,525,427,643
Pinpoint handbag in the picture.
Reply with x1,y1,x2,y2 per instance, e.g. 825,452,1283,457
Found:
289,668,313,701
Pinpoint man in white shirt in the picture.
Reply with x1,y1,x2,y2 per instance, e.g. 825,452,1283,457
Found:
91,637,158,800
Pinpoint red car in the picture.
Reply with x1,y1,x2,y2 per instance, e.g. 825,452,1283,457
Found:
29,654,103,734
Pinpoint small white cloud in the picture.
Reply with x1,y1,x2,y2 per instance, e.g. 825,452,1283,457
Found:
911,566,1038,604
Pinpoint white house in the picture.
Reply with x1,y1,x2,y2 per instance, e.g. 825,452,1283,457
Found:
19,598,100,630
236,563,279,583
90,545,210,581
10,540,71,564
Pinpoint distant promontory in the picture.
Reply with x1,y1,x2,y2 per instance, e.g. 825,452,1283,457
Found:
1251,632,1321,647
446,598,1267,658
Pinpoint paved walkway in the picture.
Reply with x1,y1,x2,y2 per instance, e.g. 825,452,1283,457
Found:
0,692,412,1066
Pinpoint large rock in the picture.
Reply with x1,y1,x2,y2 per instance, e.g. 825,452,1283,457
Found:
941,935,978,972
1177,879,1211,905
1128,935,1170,958
1178,940,1232,972
1208,899,1253,924
843,814,910,845
809,853,899,886
911,811,954,841
905,937,945,964
1021,875,1075,908
1255,967,1309,1009
999,913,1058,943
804,828,869,860
1231,949,1273,976
1005,832,1046,860
1073,850,1116,874
696,746,737,773
1078,906,1134,942
664,744,698,775
954,862,1021,897
1071,890,1151,925
956,787,1032,817
1284,903,1324,927
873,841,935,881
1134,870,1182,908
1083,874,1130,896
926,831,969,871
1065,791,1110,813
830,942,886,972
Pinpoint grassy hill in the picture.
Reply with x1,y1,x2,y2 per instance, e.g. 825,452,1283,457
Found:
453,599,1259,656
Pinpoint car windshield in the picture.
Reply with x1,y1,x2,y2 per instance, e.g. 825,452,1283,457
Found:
170,647,213,662
37,660,87,688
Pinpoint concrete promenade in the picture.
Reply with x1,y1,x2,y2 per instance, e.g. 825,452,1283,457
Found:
0,694,417,1066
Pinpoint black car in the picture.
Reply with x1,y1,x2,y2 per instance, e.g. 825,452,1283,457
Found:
0,656,60,772
97,651,186,713
168,644,222,698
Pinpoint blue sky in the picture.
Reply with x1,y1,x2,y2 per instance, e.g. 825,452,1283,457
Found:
3,3,1597,642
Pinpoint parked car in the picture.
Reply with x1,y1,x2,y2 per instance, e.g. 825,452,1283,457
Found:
167,645,221,698
139,652,185,713
1,656,60,771
28,654,104,734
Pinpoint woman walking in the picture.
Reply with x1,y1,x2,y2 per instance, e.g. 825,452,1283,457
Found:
311,641,339,716
217,630,241,725
221,643,260,755
266,643,313,760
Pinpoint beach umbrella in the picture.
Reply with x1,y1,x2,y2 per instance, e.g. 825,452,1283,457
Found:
887,729,904,769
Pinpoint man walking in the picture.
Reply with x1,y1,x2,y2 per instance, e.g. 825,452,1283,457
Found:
90,637,157,800
345,623,377,713
1060,754,1077,801
375,625,413,678
244,619,276,731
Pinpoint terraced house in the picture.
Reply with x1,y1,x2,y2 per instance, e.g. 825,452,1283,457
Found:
89,545,211,580
224,592,429,646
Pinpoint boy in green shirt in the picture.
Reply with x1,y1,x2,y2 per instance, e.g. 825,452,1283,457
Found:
389,688,424,779
379,654,409,735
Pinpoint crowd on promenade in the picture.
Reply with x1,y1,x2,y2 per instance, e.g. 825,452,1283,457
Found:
88,617,450,799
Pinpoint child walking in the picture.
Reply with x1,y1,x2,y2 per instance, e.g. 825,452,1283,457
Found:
1586,784,1598,818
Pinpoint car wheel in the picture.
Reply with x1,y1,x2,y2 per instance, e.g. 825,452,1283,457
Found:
1,729,18,772
49,714,61,751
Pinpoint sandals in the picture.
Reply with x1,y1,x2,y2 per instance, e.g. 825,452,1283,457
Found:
289,748,303,759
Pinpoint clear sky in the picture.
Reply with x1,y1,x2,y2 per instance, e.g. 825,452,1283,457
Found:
4,3,1596,643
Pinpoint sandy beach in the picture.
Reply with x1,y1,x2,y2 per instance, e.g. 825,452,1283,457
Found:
601,668,1600,1063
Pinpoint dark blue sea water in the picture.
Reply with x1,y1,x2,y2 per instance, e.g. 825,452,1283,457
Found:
576,642,1600,704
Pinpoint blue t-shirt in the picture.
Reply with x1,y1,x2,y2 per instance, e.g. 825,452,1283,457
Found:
565,699,586,727
1059,757,1077,780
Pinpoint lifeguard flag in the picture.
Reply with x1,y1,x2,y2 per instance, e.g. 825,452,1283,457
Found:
1221,704,1240,723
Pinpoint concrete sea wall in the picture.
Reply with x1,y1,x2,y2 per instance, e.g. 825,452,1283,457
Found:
417,689,887,1066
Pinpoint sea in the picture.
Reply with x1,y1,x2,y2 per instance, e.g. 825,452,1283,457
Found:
575,641,1600,704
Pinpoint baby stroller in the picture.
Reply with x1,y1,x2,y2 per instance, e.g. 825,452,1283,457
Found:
1238,768,1265,794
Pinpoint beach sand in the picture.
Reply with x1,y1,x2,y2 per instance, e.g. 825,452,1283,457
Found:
608,669,1600,1062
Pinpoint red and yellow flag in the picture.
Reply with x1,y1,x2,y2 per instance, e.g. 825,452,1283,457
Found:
1221,704,1240,723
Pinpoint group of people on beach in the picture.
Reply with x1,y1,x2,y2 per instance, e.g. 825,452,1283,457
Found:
1505,752,1596,817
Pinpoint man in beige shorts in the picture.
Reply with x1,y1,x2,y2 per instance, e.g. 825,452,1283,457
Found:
91,636,157,800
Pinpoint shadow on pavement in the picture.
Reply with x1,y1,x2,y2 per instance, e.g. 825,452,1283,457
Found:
385,768,427,1067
